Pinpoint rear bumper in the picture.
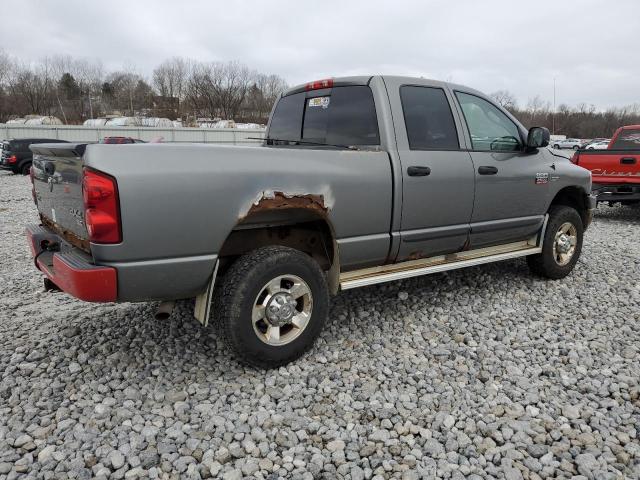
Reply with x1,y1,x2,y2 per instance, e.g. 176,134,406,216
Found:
26,224,117,302
592,183,640,203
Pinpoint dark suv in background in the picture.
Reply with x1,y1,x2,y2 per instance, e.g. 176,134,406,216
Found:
1,138,68,175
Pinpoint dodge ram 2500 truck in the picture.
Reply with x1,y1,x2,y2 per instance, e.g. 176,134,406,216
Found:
27,76,596,367
571,125,640,205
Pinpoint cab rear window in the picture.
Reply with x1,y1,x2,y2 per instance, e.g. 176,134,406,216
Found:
268,86,380,146
611,129,640,150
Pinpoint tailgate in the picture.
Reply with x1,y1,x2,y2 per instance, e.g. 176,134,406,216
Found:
31,143,90,251
577,150,640,184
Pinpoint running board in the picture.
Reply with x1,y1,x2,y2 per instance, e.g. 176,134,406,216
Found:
340,221,547,291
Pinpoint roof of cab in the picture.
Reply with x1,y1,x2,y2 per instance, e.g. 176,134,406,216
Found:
284,76,373,96
283,75,485,98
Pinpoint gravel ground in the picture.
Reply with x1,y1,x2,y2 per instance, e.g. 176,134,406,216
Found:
0,171,639,480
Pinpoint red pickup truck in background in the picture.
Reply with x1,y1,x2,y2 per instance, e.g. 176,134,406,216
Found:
572,125,640,205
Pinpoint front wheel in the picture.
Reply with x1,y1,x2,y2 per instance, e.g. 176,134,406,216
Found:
213,246,329,368
527,206,584,279
573,145,580,150
553,144,560,149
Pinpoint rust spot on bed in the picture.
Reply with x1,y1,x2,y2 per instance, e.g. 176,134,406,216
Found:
244,191,328,219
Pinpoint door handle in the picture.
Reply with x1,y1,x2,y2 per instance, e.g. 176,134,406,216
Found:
620,157,637,165
407,166,431,177
478,166,498,175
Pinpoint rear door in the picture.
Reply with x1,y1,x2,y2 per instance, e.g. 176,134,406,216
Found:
452,89,548,248
384,77,475,261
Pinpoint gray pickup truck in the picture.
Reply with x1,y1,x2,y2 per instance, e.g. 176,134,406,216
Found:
27,75,595,367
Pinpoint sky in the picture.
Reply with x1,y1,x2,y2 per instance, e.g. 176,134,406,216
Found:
2,0,639,110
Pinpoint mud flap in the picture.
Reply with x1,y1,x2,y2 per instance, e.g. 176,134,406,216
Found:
194,260,219,327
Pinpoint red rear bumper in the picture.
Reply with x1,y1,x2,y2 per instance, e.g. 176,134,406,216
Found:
27,224,117,302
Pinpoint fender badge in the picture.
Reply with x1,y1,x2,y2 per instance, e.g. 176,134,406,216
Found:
535,173,549,184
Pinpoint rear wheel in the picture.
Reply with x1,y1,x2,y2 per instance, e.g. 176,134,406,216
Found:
553,144,560,149
20,162,32,175
527,205,583,279
213,246,329,368
572,145,579,150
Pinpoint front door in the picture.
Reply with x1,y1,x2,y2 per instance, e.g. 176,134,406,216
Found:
452,90,549,248
384,78,475,262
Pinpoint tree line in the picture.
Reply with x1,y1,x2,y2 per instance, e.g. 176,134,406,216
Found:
490,90,640,139
1,49,638,135
0,50,288,125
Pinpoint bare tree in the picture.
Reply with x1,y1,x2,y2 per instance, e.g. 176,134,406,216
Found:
9,61,54,115
0,49,17,122
153,57,188,100
185,61,254,120
490,89,517,111
212,61,253,120
0,49,14,86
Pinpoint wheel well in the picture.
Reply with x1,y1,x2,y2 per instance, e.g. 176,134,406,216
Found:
218,218,336,276
549,187,589,226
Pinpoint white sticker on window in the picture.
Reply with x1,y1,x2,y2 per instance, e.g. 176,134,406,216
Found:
308,97,330,109
51,208,56,223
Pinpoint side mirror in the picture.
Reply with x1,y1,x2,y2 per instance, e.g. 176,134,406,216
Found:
527,127,550,149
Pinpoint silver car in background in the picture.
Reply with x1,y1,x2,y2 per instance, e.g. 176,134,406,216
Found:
553,138,583,150
584,139,610,150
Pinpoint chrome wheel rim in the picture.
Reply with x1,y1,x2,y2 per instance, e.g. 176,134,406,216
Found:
553,222,578,266
252,274,313,346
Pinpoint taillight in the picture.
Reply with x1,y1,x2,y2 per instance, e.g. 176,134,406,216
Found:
82,168,121,243
305,78,333,91
570,152,579,165
7,155,17,164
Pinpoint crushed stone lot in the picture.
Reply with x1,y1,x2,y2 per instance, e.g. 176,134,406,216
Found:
0,171,639,480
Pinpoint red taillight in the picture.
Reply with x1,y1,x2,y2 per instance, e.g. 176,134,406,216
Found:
82,168,121,244
7,155,17,164
305,78,334,91
570,152,579,165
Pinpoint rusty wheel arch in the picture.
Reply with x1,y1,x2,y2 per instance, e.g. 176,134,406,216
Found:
218,191,341,294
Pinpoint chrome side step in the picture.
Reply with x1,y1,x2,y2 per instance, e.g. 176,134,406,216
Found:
340,217,547,290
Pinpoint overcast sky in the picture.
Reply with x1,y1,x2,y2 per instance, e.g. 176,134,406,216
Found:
3,0,639,109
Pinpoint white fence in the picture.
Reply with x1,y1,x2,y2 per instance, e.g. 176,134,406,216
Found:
0,124,266,145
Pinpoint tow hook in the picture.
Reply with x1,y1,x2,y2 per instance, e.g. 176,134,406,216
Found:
155,301,175,320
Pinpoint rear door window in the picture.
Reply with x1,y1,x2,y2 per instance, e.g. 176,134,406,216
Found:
268,86,380,146
611,129,640,150
400,86,459,150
